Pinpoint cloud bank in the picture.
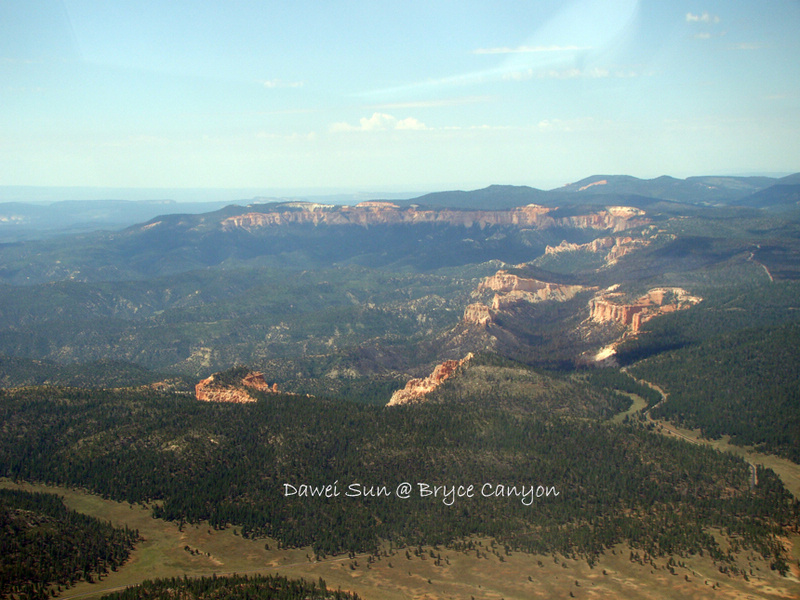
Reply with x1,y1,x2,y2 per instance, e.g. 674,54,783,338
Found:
330,113,428,133
686,12,720,24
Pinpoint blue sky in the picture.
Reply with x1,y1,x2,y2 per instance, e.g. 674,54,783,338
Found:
1,0,799,194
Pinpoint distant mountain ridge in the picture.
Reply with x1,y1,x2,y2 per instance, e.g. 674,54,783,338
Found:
398,174,798,210
552,174,790,205
730,184,800,208
2,173,796,242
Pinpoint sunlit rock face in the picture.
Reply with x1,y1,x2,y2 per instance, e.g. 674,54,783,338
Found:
219,204,649,232
544,235,650,266
195,371,279,403
388,354,473,406
463,303,495,326
588,288,702,334
477,271,588,304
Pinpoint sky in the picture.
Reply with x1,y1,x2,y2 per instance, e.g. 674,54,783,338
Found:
1,0,799,196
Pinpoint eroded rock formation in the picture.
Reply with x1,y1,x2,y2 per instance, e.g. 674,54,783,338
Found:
195,371,279,403
477,271,587,302
388,354,473,406
220,204,649,233
545,235,651,265
588,287,702,334
471,270,593,313
463,303,494,326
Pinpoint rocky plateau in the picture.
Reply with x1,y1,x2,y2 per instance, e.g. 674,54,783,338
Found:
588,287,702,335
545,235,651,266
218,203,650,233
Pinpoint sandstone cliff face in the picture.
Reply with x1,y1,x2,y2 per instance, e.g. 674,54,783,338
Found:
195,371,279,403
463,303,494,326
588,288,701,334
477,271,587,302
388,354,473,406
545,237,615,255
220,204,648,233
545,235,650,265
555,207,648,233
472,270,591,313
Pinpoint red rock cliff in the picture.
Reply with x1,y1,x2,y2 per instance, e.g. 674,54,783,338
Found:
195,371,279,403
588,288,701,334
388,354,473,406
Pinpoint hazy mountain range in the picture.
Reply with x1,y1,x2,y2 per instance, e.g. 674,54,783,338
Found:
1,173,798,241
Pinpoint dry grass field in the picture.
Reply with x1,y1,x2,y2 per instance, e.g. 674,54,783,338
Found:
2,479,798,600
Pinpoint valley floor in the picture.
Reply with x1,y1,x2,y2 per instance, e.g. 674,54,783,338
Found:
2,479,797,600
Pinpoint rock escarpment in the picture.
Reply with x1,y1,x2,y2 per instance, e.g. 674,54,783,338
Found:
467,270,593,317
195,371,279,403
588,287,702,334
220,203,649,233
545,235,650,266
388,354,473,406
463,303,495,326
477,271,588,307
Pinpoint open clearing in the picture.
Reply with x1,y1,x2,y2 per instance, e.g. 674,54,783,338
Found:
647,418,800,500
2,479,798,600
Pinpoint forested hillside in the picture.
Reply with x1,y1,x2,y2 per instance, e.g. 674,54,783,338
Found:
0,386,795,571
0,488,139,600
629,322,800,461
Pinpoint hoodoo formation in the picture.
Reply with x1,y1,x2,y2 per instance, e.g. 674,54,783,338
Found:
463,303,495,326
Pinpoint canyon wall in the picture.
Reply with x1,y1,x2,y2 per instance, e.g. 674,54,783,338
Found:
220,204,649,233
588,288,701,334
477,271,587,302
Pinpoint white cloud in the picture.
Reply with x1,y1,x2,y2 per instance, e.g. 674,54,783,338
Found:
263,79,304,89
330,113,428,133
473,45,590,55
686,12,720,24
